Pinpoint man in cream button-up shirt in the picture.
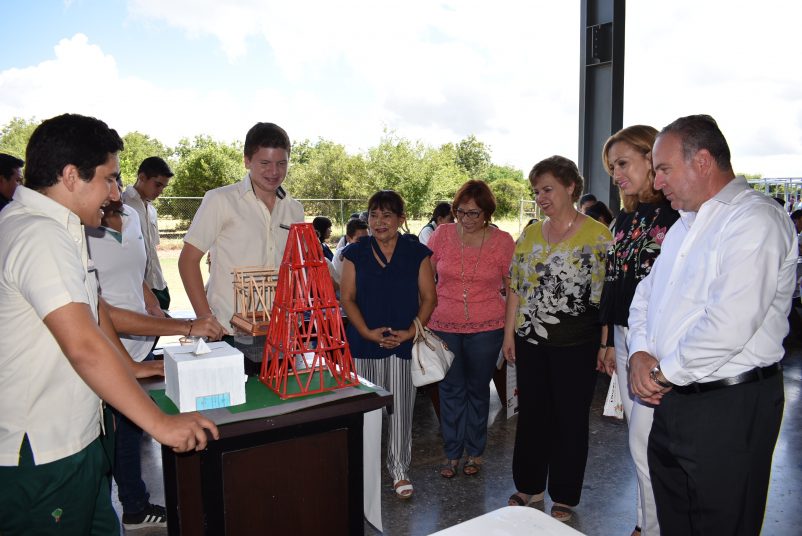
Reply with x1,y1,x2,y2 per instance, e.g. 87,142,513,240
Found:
122,156,173,313
179,122,304,336
627,115,795,536
0,114,218,534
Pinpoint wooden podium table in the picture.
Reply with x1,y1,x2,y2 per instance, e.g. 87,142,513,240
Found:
151,380,391,535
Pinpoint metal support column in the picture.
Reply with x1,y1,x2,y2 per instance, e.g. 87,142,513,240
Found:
578,0,625,213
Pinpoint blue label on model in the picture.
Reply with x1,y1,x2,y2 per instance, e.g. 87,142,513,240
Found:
196,392,231,410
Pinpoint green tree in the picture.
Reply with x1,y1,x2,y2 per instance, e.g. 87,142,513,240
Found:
0,117,40,160
170,139,243,198
285,139,368,221
174,134,236,160
158,138,243,222
424,148,468,205
363,132,474,218
491,178,531,217
455,134,491,178
119,132,172,186
485,163,525,183
365,133,433,217
289,139,367,199
291,139,314,166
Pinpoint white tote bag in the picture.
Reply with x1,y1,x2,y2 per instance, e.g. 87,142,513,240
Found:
410,317,455,387
602,373,625,420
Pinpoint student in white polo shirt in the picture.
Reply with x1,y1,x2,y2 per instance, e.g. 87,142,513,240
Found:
87,182,223,530
179,122,304,340
0,114,218,535
88,193,168,529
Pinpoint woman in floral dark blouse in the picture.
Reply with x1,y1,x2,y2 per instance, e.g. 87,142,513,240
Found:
599,125,679,536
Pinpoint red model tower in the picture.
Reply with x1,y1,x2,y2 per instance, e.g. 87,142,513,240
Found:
260,223,359,398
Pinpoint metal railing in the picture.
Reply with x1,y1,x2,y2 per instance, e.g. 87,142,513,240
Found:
518,199,540,234
747,177,802,210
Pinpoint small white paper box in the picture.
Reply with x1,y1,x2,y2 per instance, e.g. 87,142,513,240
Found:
164,341,247,412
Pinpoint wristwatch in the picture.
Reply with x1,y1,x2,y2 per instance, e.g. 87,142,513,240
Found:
650,364,672,388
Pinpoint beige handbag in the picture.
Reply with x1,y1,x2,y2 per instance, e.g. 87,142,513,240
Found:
410,317,454,387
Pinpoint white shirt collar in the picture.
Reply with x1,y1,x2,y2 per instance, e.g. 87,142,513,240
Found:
13,185,81,230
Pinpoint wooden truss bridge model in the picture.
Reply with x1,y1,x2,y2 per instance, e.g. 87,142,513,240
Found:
230,266,279,336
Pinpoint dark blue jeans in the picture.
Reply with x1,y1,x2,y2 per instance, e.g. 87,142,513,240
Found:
434,329,504,460
111,353,155,514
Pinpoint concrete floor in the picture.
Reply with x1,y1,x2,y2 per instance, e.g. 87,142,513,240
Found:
118,345,802,535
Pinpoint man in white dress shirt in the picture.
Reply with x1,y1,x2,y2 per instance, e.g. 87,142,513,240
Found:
627,115,796,535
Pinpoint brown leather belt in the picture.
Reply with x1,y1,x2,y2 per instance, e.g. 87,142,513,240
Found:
672,363,781,394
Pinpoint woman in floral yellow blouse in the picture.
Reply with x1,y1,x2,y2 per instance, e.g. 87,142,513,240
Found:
503,155,611,522
599,125,679,536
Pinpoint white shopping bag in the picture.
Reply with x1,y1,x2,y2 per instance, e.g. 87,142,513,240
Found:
603,374,625,420
505,352,519,419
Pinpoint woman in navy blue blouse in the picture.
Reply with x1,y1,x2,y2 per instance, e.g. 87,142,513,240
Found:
340,190,437,500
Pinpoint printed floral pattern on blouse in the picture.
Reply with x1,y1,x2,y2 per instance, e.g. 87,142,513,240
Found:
599,201,679,329
607,205,671,281
511,218,611,345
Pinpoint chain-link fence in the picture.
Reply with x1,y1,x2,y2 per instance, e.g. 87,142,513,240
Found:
295,198,368,228
153,196,539,241
152,197,370,241
151,197,202,240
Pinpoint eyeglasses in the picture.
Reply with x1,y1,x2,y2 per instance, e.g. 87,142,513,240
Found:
455,208,482,220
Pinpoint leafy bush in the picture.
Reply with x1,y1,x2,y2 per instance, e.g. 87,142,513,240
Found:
491,178,531,217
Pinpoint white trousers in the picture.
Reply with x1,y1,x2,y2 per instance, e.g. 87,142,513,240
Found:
354,356,415,482
615,325,659,536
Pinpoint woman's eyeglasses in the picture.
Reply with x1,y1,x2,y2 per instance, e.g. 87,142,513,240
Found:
455,209,482,220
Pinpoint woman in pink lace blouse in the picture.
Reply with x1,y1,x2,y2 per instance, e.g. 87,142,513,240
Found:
427,180,514,478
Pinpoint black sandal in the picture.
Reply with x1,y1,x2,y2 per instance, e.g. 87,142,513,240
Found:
508,491,545,507
508,493,527,506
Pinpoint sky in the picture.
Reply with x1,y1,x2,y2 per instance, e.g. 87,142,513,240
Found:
1,0,801,178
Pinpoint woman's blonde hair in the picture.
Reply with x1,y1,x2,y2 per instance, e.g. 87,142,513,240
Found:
602,125,664,212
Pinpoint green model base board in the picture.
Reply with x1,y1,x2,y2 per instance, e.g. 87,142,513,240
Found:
150,372,372,415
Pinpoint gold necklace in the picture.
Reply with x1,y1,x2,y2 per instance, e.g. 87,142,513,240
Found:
545,210,579,254
460,226,487,320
